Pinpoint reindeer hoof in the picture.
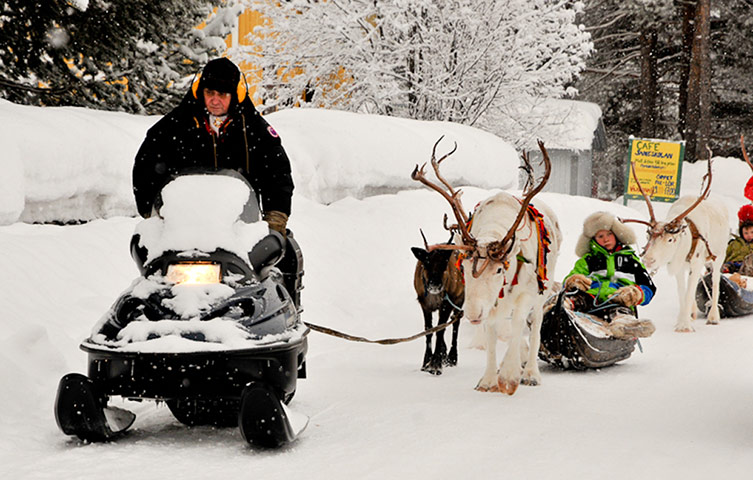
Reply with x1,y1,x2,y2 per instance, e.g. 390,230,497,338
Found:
421,364,443,375
674,325,695,333
475,381,500,392
444,349,458,367
497,378,519,395
520,375,540,387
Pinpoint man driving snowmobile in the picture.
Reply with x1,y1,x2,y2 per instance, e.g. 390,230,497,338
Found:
132,57,293,236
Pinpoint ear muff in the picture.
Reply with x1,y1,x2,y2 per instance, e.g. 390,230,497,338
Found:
237,72,247,103
191,71,247,103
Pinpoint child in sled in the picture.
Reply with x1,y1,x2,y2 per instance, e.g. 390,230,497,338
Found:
722,204,753,277
561,211,656,339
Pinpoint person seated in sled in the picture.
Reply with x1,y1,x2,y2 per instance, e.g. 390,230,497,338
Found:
561,211,656,338
132,57,293,236
722,204,753,275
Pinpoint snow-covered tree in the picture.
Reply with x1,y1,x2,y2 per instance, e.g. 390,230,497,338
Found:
238,0,592,132
0,0,242,114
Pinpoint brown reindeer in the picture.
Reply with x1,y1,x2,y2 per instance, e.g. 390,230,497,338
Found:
412,237,464,375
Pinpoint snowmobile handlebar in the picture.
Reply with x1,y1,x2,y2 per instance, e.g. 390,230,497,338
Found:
248,231,286,273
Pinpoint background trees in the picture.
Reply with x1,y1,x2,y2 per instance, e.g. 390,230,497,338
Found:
241,0,592,140
0,0,238,114
576,0,752,163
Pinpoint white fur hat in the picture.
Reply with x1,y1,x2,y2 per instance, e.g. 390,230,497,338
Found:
575,211,636,257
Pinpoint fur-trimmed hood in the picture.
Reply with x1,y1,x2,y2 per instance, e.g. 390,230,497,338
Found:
575,211,637,257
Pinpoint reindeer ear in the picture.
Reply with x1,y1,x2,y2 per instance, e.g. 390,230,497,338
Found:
411,247,429,263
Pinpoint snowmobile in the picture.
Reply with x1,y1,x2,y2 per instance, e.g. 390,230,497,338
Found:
54,172,308,448
696,272,753,318
538,290,638,370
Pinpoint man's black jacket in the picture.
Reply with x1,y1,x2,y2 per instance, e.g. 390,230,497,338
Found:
133,91,294,218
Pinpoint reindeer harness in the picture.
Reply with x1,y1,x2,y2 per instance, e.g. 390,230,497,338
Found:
457,203,551,298
684,218,717,262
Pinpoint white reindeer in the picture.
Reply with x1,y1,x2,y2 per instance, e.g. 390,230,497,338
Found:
623,157,728,332
412,139,561,394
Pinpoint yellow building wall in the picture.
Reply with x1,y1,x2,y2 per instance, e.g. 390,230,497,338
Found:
224,9,266,106
216,5,351,108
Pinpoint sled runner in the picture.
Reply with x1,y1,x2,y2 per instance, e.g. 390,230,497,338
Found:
55,172,308,447
538,290,639,370
696,272,753,318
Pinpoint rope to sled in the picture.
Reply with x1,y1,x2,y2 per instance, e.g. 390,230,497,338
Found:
304,315,461,345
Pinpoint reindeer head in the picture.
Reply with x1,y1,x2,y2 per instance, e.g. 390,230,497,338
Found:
622,148,713,271
411,138,551,320
412,231,457,296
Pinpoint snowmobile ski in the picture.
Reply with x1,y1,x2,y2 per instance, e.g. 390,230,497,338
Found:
54,373,135,442
238,382,307,448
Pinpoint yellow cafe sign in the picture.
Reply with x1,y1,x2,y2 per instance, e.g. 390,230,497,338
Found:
624,137,685,204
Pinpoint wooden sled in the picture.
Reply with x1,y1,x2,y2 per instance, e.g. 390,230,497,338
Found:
539,291,637,370
696,272,753,318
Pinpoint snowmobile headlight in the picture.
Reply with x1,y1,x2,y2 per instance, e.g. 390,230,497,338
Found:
166,262,221,285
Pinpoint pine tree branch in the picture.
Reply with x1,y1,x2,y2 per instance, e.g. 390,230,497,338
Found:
0,77,71,95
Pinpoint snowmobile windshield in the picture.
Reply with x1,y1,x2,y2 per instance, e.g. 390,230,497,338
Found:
134,170,269,265
154,169,261,222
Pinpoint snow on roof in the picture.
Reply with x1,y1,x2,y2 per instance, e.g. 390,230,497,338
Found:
505,97,602,152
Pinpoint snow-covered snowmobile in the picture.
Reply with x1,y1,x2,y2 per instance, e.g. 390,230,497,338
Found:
538,290,638,370
55,172,308,448
696,272,753,318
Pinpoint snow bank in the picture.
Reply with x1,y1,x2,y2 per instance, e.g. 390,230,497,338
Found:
0,100,518,225
268,108,518,204
1,99,748,229
0,99,158,224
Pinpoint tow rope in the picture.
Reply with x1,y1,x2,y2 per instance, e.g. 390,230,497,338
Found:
304,314,461,345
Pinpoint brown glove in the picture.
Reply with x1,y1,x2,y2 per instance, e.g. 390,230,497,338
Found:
563,274,591,292
613,285,643,307
263,210,289,236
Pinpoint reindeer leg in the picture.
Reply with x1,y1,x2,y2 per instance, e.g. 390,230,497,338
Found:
425,304,450,374
674,269,695,332
707,259,723,325
476,315,500,392
497,295,530,395
521,297,544,387
685,263,704,326
420,309,435,372
447,310,462,366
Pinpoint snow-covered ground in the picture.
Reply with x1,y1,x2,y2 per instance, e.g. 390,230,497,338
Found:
2,103,753,479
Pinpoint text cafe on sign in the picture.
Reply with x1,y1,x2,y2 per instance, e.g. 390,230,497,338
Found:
623,137,685,206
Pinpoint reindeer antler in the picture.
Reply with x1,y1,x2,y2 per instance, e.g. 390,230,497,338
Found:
412,136,475,249
486,140,552,260
419,228,430,250
620,160,658,227
665,146,713,232
742,134,753,172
